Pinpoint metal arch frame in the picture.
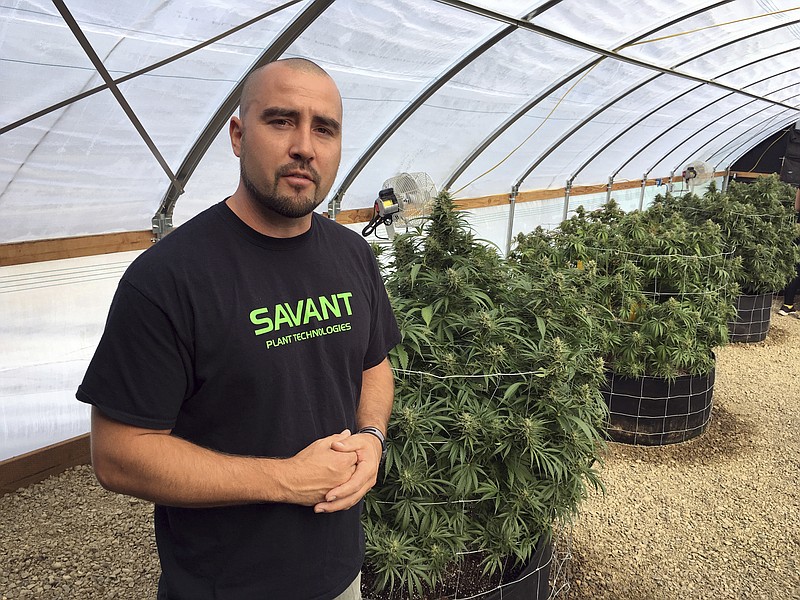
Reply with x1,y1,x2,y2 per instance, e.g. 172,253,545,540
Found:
696,96,800,174
336,0,794,207
661,81,800,177
441,1,735,191
328,26,518,213
695,103,796,168
592,46,800,185
431,1,798,107
51,0,178,192
328,2,556,211
328,0,576,209
699,100,798,169
441,56,602,192
582,84,700,181
649,101,799,206
716,111,800,171
327,0,582,237
0,0,305,137
629,90,740,177
508,1,765,193
655,99,770,177
152,0,335,238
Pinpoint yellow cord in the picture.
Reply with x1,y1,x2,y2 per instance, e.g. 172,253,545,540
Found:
748,128,789,172
627,6,800,46
452,63,598,196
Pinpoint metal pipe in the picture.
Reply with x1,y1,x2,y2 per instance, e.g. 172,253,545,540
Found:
562,179,573,222
505,184,520,256
639,174,647,211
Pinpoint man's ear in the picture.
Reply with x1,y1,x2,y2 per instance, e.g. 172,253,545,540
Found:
230,116,243,157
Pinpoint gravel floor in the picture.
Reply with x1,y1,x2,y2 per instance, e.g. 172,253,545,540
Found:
1,301,799,600
561,300,800,600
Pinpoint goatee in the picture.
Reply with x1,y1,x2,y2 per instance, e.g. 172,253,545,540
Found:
241,161,323,219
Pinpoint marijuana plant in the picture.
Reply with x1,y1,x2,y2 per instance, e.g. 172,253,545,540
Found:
665,175,800,294
363,192,608,598
522,201,739,379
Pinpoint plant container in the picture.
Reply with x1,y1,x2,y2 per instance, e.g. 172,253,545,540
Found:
728,292,773,343
600,356,715,446
474,535,553,600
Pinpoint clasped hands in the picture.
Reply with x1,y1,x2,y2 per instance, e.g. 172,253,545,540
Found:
289,429,382,514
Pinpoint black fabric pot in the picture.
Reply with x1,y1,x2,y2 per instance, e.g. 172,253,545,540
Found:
477,535,552,600
600,357,715,446
728,292,773,343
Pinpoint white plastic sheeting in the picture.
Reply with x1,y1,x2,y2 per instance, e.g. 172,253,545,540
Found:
0,252,142,459
2,0,800,459
2,0,800,241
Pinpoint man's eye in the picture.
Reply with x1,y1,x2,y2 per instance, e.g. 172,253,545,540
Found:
270,119,291,127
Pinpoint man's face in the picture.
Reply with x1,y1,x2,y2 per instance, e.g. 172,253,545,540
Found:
231,64,343,219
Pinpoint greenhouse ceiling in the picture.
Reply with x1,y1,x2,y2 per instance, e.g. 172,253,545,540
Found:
3,0,800,244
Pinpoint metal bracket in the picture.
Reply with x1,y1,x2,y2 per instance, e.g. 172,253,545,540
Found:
722,167,731,193
327,192,342,221
151,211,174,242
639,173,647,211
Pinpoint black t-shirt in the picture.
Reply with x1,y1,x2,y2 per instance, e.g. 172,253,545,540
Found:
77,202,400,600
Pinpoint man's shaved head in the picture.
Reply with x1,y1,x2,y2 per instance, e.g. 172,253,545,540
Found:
239,58,339,120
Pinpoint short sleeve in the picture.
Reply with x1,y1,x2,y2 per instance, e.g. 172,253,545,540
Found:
76,279,193,429
362,253,401,371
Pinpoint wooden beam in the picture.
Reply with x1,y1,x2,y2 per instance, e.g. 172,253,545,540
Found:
0,434,91,496
0,231,152,267
330,207,376,225
730,171,772,179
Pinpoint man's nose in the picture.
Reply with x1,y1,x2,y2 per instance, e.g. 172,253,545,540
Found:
289,126,315,162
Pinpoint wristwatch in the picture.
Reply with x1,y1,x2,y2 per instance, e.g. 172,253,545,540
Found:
357,426,387,464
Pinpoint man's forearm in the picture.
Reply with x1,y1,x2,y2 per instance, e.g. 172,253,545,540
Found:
90,408,356,508
356,358,395,434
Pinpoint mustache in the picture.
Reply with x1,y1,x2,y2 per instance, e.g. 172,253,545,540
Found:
276,162,321,186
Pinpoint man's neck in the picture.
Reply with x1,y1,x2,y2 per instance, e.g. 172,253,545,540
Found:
226,192,313,238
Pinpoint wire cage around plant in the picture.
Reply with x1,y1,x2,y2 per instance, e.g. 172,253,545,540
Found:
362,366,598,600
600,356,715,445
544,199,739,446
663,177,800,344
582,244,736,378
581,243,734,445
364,191,608,599
728,292,774,343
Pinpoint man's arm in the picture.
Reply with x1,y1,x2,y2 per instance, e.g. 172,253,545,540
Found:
90,407,358,508
315,357,395,513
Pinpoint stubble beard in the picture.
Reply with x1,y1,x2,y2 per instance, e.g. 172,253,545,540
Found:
240,160,324,220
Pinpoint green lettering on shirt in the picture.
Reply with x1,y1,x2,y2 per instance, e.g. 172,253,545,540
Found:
251,291,354,336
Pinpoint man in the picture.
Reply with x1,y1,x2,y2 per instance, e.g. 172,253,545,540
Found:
77,58,401,600
777,187,800,316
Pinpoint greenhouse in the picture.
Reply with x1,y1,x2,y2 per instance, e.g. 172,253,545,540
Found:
2,1,800,599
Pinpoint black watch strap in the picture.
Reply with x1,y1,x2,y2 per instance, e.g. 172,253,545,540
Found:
357,426,387,462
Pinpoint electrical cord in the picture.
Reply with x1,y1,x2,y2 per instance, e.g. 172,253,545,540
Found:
362,202,395,237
